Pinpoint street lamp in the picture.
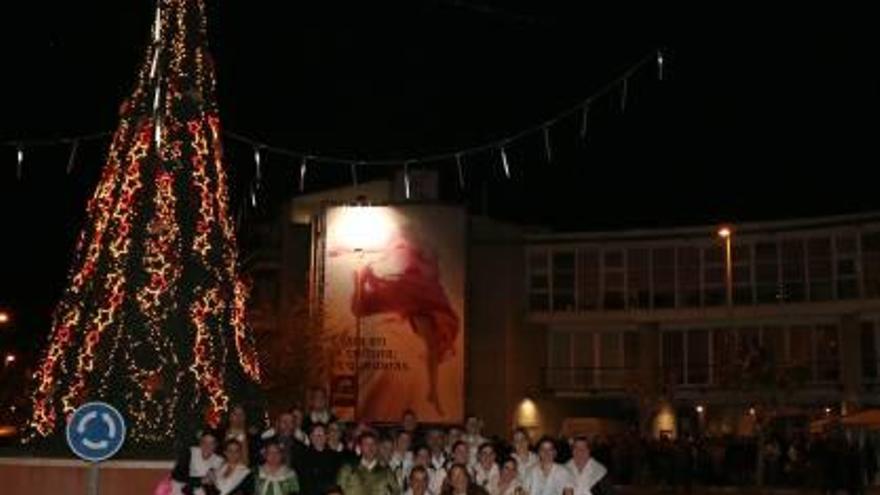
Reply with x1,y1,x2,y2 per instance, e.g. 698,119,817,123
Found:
0,311,10,325
718,226,733,307
3,354,14,368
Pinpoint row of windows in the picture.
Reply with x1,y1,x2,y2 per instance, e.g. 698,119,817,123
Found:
529,230,880,313
547,323,844,390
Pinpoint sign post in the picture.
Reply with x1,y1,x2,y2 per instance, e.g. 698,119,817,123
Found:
66,401,127,495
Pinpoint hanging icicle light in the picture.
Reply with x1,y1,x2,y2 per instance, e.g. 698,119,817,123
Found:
543,126,553,163
16,146,23,180
403,162,412,200
253,146,262,187
657,50,665,81
298,156,308,192
154,119,163,150
579,104,590,141
500,145,511,179
250,183,258,208
66,139,79,175
621,78,629,113
150,48,161,80
455,153,465,190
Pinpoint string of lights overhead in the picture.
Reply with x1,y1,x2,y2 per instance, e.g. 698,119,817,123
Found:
3,49,665,199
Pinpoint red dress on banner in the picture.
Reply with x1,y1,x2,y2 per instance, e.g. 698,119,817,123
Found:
350,238,459,363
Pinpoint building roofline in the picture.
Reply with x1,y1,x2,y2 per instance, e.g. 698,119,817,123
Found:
525,211,880,243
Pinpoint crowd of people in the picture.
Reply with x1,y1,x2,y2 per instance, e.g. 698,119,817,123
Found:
165,387,878,495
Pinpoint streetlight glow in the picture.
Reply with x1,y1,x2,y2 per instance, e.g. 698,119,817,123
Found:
696,405,705,414
4,354,14,365
0,311,10,324
717,226,732,239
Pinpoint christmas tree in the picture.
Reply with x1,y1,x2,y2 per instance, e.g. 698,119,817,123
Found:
28,0,262,447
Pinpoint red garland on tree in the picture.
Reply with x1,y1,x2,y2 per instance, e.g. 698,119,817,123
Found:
28,0,261,446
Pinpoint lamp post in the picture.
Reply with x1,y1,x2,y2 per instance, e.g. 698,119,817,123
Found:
718,226,733,307
0,311,10,325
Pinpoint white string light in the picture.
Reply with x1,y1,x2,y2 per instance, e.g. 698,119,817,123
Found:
153,120,163,150
16,146,23,180
253,147,262,186
455,153,465,190
543,126,553,163
404,162,412,199
500,145,511,179
579,104,590,141
250,184,258,208
150,48,161,80
152,1,162,43
66,140,79,175
657,50,664,81
298,156,308,192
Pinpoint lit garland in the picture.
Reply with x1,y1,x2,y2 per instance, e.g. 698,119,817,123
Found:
27,0,262,446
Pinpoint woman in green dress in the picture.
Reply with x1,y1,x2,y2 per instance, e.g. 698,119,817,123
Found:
257,442,300,495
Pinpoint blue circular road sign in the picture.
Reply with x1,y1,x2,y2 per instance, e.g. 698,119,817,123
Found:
66,401,127,462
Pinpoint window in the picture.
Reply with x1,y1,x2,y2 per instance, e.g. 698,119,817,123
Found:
836,235,859,299
781,240,806,302
861,321,877,380
627,248,650,309
763,326,785,368
733,244,753,305
548,332,572,387
599,333,622,387
755,242,780,304
703,246,726,306
687,330,710,384
662,332,684,385
652,248,676,308
623,332,640,369
862,232,880,298
552,251,575,312
807,237,833,301
603,250,625,310
816,325,840,382
713,328,737,386
528,250,550,311
677,247,701,307
572,332,595,388
788,325,812,369
578,249,600,311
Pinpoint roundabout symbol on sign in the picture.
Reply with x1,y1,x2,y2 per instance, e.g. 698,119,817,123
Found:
66,401,127,463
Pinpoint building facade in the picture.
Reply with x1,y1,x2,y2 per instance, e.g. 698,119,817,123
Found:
243,183,880,439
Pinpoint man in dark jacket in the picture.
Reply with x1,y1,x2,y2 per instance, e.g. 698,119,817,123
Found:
300,423,342,495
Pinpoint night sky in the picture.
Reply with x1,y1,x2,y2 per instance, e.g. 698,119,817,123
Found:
0,3,876,347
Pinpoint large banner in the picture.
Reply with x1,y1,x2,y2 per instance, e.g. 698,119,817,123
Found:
321,204,466,423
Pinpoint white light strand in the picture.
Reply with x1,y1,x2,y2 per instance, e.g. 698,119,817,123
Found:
153,119,163,150
500,145,511,179
16,147,23,180
150,48,161,80
253,147,262,186
543,126,553,163
455,153,465,190
152,1,163,43
250,184,258,208
298,156,308,192
404,162,412,199
66,140,79,175
579,104,590,141
657,50,664,81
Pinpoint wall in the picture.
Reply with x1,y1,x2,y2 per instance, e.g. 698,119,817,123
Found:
0,458,171,495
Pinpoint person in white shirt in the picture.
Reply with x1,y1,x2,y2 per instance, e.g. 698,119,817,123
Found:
405,465,435,495
524,438,574,495
413,444,447,495
496,459,525,495
566,437,612,495
511,428,538,479
473,443,500,495
464,416,488,465
390,430,415,487
428,429,449,471
449,441,472,471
